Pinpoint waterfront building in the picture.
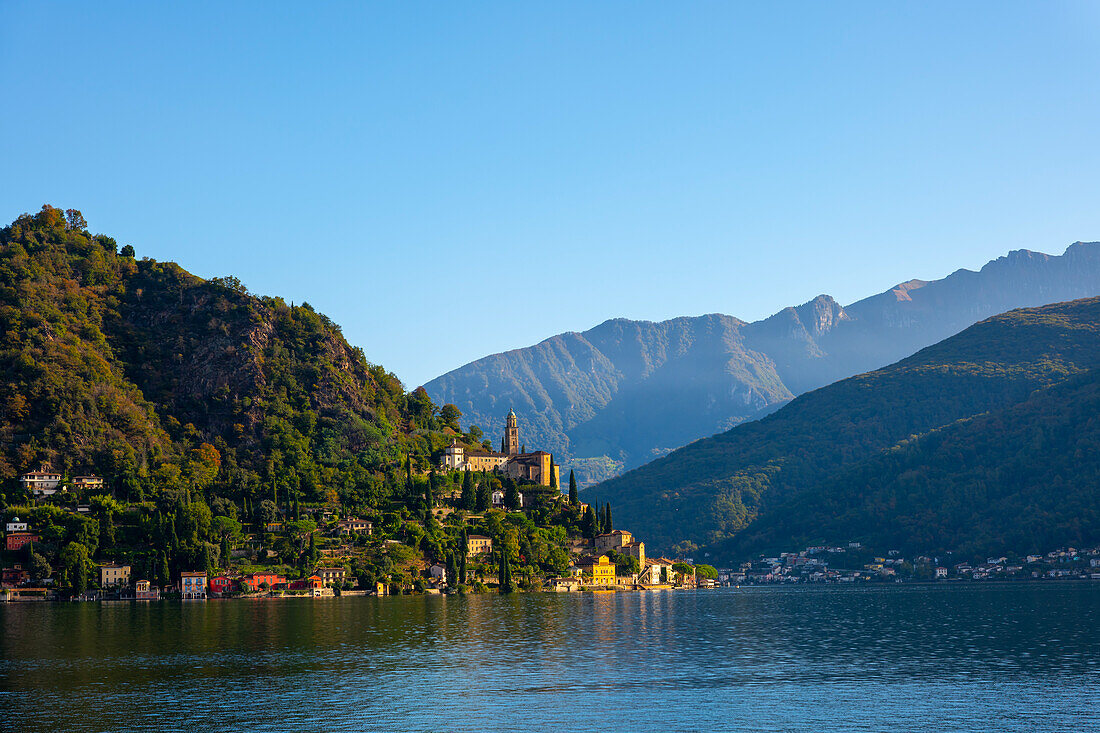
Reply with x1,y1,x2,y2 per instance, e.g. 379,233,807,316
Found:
99,564,131,587
135,579,159,600
581,555,616,586
313,566,347,586
241,571,287,592
180,571,208,599
209,575,236,595
2,565,29,587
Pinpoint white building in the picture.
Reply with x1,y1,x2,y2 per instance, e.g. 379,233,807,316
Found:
6,517,28,533
441,440,465,470
21,465,62,497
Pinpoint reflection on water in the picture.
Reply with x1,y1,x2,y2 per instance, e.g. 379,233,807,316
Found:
2,584,1098,732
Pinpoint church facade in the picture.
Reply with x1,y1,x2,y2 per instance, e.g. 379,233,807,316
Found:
440,409,560,488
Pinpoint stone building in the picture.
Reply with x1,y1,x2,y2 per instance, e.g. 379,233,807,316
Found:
438,410,559,487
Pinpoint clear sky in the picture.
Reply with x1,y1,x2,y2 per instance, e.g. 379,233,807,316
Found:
3,3,1100,388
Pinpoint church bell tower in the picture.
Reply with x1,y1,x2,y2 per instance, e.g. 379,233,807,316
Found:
504,408,520,455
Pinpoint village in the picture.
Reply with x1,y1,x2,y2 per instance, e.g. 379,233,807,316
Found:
1,412,712,602
7,412,1096,603
714,542,1100,585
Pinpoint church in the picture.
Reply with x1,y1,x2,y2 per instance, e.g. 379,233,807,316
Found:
441,409,560,487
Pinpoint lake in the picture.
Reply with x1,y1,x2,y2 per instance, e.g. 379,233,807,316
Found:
2,583,1098,732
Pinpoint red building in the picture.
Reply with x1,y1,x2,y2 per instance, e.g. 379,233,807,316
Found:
3,565,29,587
288,575,323,592
209,575,236,595
5,533,38,552
241,572,286,592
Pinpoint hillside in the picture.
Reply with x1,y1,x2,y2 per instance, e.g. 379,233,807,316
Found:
587,297,1100,556
425,243,1100,481
724,367,1100,559
0,206,475,507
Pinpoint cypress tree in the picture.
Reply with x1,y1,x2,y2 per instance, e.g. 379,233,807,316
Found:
220,535,231,570
475,482,491,512
446,552,457,587
459,549,467,588
461,470,475,510
605,503,613,533
548,455,557,490
308,532,319,565
157,551,170,588
583,504,597,539
568,470,578,506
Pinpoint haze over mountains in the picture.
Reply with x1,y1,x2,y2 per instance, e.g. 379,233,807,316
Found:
425,243,1100,482
590,296,1100,561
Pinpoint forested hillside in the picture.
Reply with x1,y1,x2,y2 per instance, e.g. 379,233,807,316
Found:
723,367,1100,559
0,205,476,508
588,297,1100,557
427,243,1100,481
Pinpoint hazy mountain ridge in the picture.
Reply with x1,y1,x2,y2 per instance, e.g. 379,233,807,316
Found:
588,296,1100,557
425,242,1100,481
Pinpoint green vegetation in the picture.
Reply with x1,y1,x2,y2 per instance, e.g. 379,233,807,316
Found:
0,206,625,596
591,297,1100,560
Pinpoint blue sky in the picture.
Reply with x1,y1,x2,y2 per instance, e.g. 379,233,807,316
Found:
3,3,1100,388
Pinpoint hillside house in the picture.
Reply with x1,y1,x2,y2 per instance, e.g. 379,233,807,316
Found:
21,465,62,497
467,535,493,557
5,532,38,552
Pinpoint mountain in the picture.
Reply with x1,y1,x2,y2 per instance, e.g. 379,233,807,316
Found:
0,206,468,505
725,366,1100,560
588,297,1100,559
425,243,1100,482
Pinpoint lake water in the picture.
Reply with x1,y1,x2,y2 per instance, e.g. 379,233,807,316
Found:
2,583,1098,732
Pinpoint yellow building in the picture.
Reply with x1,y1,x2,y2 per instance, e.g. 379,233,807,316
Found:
582,555,616,586
464,451,509,472
100,564,131,587
467,534,493,556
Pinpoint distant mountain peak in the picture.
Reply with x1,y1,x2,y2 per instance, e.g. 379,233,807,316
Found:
887,279,929,302
425,241,1100,483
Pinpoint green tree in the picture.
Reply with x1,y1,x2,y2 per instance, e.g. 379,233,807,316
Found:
445,551,457,586
157,551,170,588
498,552,515,594
60,542,91,595
120,244,135,257
568,470,578,506
475,482,491,513
440,404,462,430
582,504,597,539
504,482,520,510
461,470,475,510
220,534,232,570
604,503,613,533
256,499,278,527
